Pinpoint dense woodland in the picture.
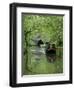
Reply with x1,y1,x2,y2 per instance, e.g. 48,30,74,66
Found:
22,14,63,75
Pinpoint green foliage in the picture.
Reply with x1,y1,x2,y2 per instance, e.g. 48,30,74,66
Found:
22,14,63,75
22,14,63,46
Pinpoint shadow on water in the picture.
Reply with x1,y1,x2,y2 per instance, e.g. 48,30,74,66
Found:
24,51,63,75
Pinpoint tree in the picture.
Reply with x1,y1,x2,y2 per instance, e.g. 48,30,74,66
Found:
22,14,63,71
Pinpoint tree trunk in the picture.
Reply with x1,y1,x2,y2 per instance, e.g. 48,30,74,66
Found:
25,34,29,70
